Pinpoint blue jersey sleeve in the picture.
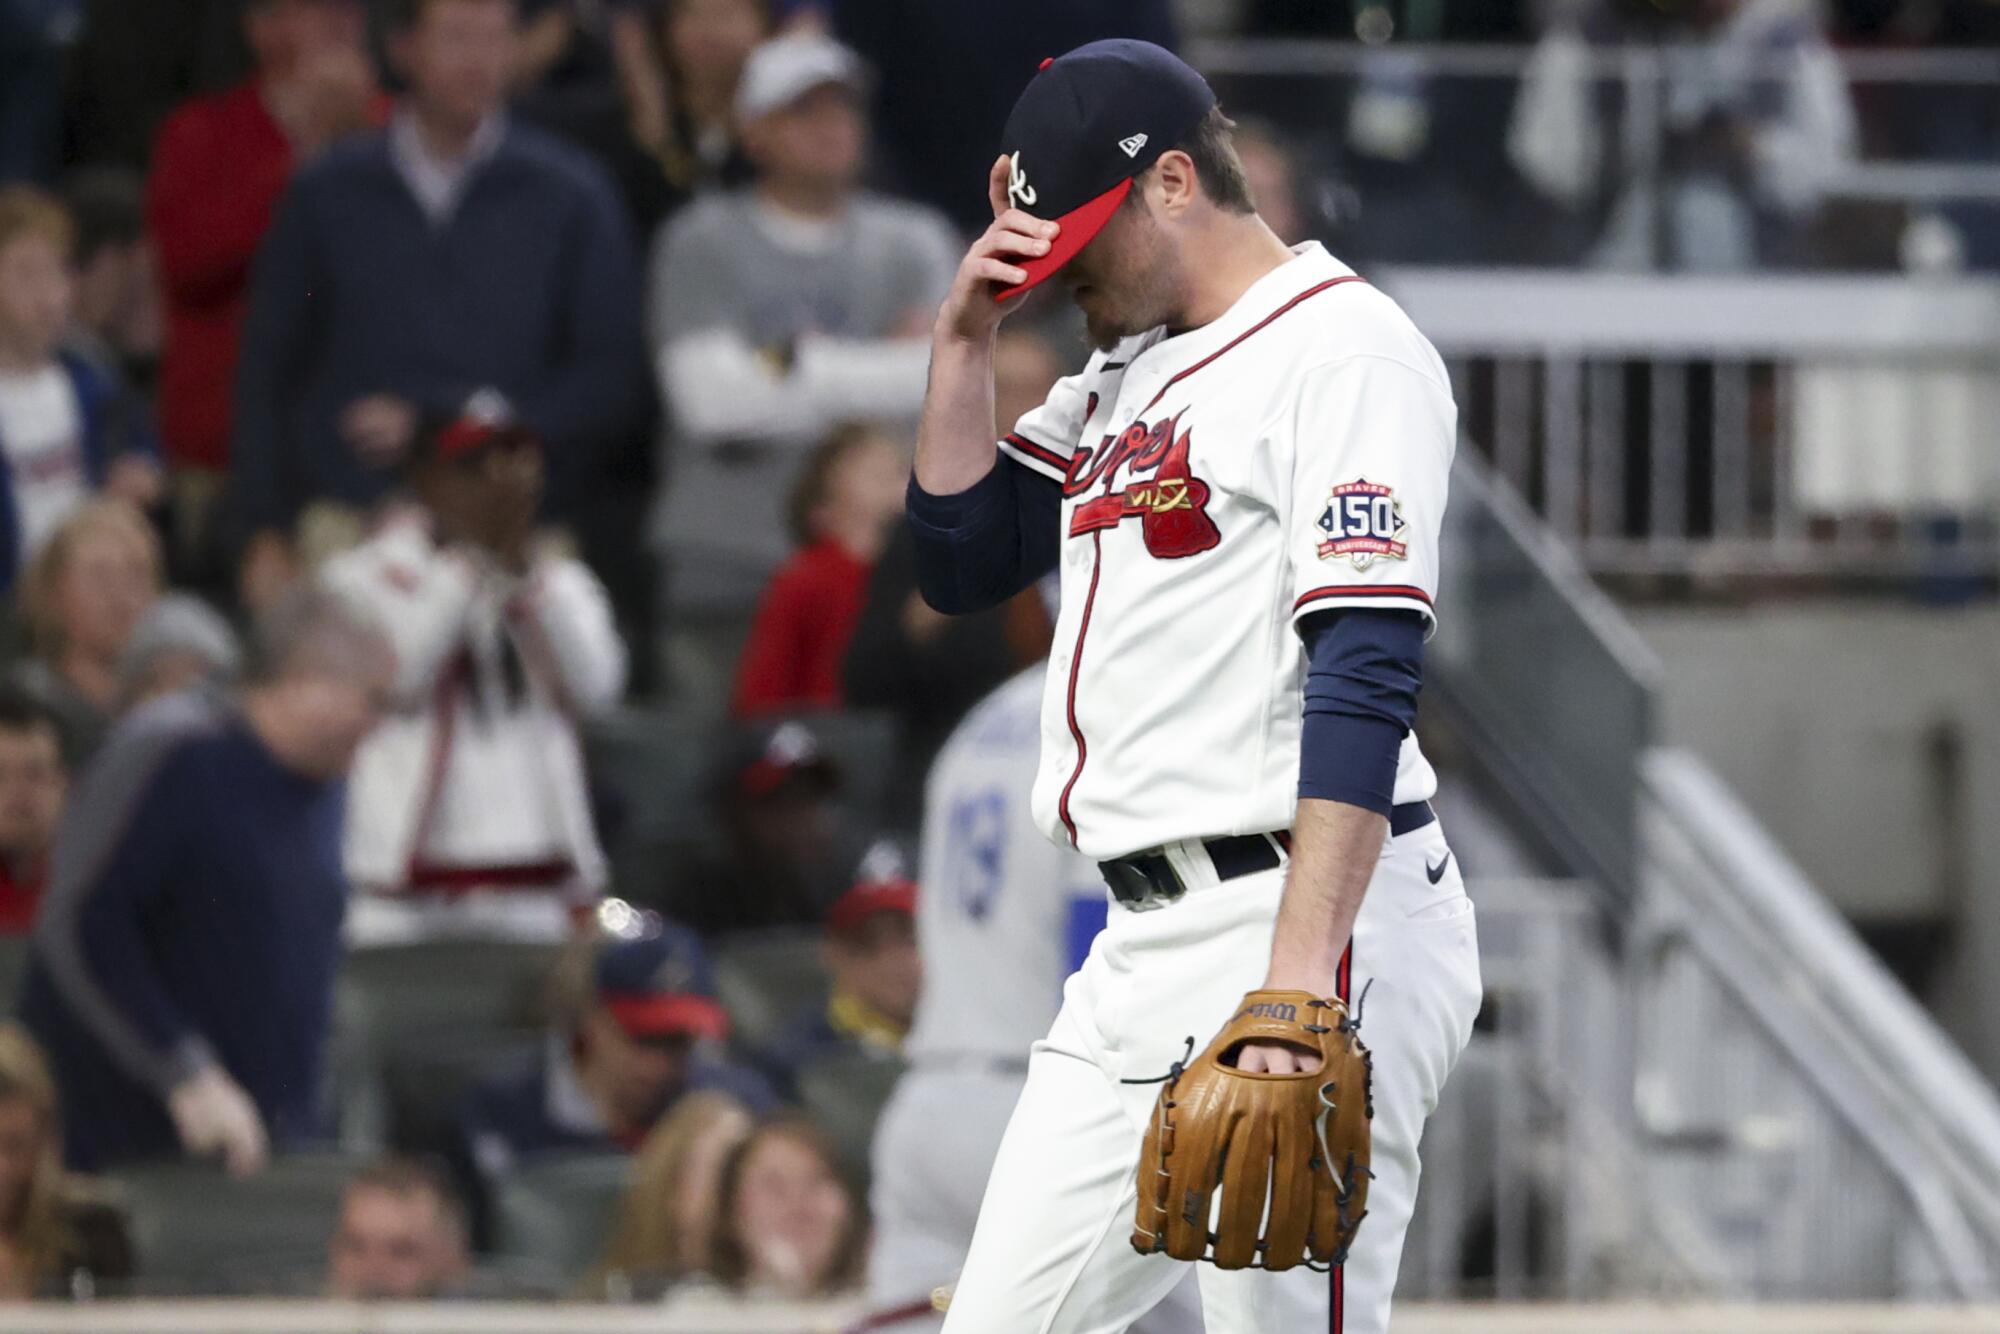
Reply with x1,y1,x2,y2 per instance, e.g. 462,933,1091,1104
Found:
1297,609,1426,816
906,456,1062,615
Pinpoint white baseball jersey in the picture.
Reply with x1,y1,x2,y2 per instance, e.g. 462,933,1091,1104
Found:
995,243,1455,860
904,665,1107,1062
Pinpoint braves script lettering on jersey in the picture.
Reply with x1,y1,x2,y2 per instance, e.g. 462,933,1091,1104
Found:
997,244,1449,860
938,243,1482,1334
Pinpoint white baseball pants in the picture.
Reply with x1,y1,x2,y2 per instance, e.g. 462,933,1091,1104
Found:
869,1064,1204,1334
939,816,1481,1334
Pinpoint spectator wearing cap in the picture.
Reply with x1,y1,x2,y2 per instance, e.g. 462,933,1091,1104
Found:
0,687,66,934
730,421,905,718
460,922,776,1186
146,0,387,587
647,31,959,612
661,718,855,936
754,839,919,1097
232,0,650,609
323,401,625,947
19,586,395,1173
115,591,242,710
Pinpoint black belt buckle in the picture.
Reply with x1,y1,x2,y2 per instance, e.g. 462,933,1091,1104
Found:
1099,852,1186,911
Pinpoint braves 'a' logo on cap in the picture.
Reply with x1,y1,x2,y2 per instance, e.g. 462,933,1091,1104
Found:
1007,153,1037,210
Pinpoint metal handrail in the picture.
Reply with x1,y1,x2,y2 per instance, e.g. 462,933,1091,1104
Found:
1642,748,2000,1298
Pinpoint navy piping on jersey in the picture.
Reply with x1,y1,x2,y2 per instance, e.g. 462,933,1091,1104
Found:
1054,274,1369,846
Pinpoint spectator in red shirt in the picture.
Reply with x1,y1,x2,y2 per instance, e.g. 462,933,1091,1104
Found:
730,422,905,717
144,0,384,581
0,688,66,934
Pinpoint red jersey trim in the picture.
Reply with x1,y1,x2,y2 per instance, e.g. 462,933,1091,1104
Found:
1056,531,1104,847
1061,275,1370,854
1002,431,1071,473
1294,584,1434,613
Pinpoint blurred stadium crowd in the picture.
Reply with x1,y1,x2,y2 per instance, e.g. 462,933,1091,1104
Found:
0,0,1986,1314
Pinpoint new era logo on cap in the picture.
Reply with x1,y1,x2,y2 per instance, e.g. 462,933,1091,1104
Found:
994,39,1217,301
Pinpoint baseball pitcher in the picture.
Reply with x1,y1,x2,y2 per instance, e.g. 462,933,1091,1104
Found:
904,39,1482,1334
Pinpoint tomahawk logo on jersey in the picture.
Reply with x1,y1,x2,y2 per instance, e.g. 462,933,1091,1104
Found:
995,243,1456,859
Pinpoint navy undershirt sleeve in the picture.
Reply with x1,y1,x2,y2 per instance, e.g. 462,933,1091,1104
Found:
1298,609,1427,816
906,455,1062,614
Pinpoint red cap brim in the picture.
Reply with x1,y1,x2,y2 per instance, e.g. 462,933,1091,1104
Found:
994,177,1134,302
603,992,730,1042
827,876,918,935
435,418,501,461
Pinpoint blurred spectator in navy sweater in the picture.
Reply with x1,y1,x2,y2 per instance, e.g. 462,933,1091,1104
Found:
232,0,649,609
19,585,394,1173
148,0,386,589
461,918,774,1186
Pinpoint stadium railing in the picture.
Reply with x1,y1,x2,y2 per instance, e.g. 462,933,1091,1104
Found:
1383,266,2000,584
1415,442,2000,1299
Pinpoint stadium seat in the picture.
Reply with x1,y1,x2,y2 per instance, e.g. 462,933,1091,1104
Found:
332,940,562,1151
585,707,714,850
795,1049,905,1191
713,931,829,1052
110,1153,358,1294
491,1152,631,1282
787,710,896,827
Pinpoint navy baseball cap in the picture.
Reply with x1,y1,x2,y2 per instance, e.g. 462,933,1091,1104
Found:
594,923,728,1043
995,39,1217,301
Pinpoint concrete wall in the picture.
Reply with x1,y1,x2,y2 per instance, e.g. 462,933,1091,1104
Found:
1628,602,2000,1082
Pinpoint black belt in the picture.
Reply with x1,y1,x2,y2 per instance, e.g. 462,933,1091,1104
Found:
1098,801,1436,910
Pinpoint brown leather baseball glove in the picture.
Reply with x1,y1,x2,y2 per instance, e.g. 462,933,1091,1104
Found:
1129,989,1372,1271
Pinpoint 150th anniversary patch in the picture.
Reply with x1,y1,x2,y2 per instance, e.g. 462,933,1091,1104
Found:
1316,478,1408,568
